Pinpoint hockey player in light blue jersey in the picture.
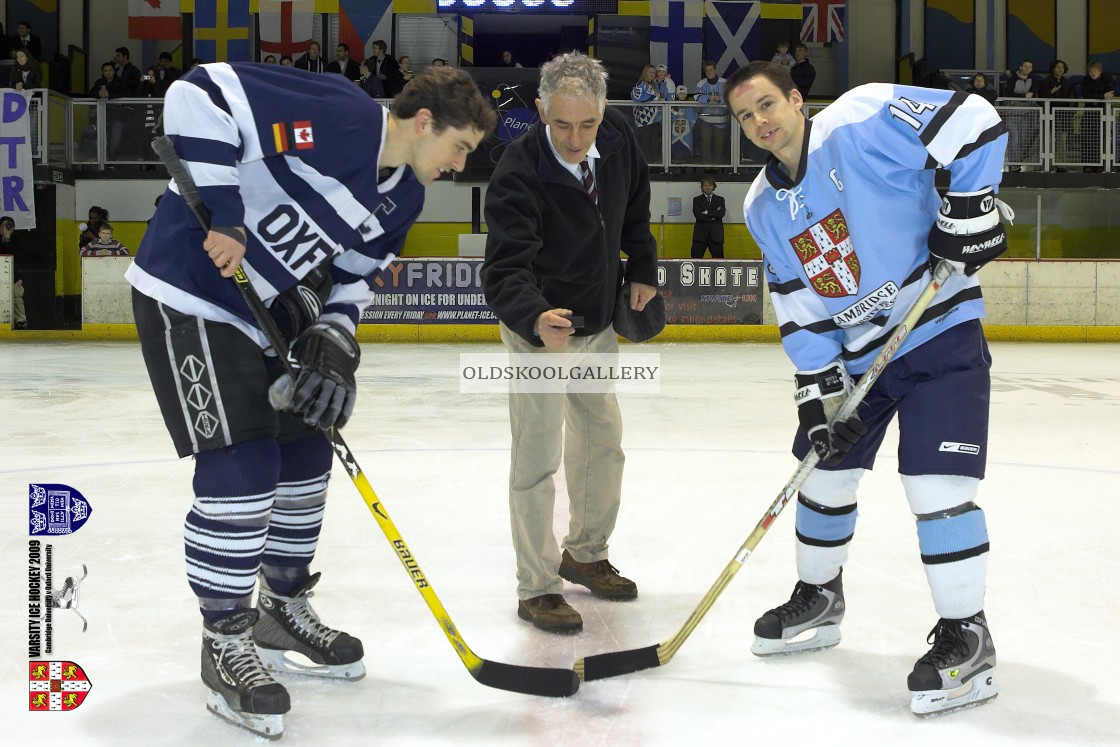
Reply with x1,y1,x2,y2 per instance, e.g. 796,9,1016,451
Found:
727,62,1010,716
128,63,495,739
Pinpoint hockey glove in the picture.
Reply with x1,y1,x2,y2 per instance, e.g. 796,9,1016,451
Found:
268,321,360,430
927,188,1014,276
269,263,333,341
795,362,868,467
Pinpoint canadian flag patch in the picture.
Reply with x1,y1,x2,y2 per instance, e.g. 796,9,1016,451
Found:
293,121,314,149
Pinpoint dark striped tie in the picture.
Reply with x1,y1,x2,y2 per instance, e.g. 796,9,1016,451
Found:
579,159,598,204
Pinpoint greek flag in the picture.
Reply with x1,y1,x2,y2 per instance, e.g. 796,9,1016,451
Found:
705,1,762,77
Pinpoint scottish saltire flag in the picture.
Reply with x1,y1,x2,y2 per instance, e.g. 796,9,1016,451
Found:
129,0,182,40
801,0,846,43
705,1,762,78
650,0,704,89
194,0,251,62
259,0,315,56
340,0,393,62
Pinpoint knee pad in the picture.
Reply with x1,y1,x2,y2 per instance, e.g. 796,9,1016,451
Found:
800,467,864,508
903,475,989,565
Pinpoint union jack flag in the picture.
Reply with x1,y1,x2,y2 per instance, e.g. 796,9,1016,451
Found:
801,0,846,43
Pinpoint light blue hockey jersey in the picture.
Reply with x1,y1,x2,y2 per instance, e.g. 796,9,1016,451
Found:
743,83,1008,374
127,62,423,348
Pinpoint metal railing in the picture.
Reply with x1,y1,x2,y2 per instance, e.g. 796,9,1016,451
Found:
17,89,1118,174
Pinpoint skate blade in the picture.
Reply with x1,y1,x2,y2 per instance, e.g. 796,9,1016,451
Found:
750,625,841,657
206,690,284,740
258,646,367,681
911,672,999,717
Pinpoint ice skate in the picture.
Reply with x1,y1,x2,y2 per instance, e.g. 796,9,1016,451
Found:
202,608,290,740
750,572,845,656
254,572,366,680
908,611,998,717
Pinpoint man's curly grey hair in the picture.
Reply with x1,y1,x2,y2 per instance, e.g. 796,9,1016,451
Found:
538,52,609,114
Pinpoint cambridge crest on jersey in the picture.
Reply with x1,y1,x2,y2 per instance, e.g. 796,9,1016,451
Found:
788,208,859,297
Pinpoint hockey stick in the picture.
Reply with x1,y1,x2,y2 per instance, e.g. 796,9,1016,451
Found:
574,260,956,681
152,136,580,698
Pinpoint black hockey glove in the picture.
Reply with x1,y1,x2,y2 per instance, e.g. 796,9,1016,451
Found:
269,263,333,341
795,362,867,467
268,321,360,430
927,188,1014,276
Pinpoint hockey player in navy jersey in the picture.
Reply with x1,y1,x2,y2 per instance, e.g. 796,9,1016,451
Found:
726,62,1010,716
127,63,494,738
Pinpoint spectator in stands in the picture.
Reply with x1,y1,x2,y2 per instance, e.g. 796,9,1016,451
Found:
655,63,676,99
398,55,415,88
670,84,698,163
0,215,27,330
1003,59,1039,171
12,21,42,61
155,51,181,96
90,62,128,158
1080,61,1114,172
790,43,816,98
295,41,326,73
9,49,41,90
263,54,277,64
500,49,522,68
189,58,205,70
1040,59,1074,99
631,64,663,164
1039,60,1075,169
279,55,293,67
772,40,794,68
431,58,447,67
327,43,360,81
115,46,142,95
80,223,130,257
357,59,385,98
79,207,109,250
695,60,729,166
966,72,996,104
367,40,403,96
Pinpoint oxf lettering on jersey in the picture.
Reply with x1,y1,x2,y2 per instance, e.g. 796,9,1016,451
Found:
256,205,333,271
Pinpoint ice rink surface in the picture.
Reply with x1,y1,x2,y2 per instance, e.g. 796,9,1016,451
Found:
1,339,1117,746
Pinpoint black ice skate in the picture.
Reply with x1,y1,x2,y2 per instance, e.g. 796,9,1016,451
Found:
750,572,845,656
908,611,998,717
254,572,366,680
202,608,290,740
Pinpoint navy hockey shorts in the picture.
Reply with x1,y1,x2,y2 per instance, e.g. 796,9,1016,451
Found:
793,319,992,478
132,289,316,457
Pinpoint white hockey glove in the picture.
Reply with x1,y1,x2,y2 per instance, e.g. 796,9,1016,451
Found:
928,188,1014,276
794,362,867,467
269,321,360,430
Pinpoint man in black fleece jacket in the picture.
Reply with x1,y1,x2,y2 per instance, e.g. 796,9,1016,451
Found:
482,51,658,635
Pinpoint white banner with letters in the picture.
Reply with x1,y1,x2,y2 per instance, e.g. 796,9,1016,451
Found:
1,89,36,229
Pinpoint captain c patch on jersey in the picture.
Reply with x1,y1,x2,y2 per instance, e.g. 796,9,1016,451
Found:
788,208,860,298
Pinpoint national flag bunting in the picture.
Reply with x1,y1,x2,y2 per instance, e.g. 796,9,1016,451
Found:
650,0,704,87
259,0,315,56
194,0,251,62
705,1,762,77
801,0,846,43
129,0,183,40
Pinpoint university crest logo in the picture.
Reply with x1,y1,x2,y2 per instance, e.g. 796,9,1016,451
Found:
788,208,860,298
29,661,92,711
29,484,92,536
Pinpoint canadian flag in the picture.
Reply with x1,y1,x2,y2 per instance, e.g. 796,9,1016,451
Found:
259,0,316,57
128,0,182,41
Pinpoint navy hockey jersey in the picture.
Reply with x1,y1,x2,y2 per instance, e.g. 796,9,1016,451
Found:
126,62,423,347
744,83,1008,374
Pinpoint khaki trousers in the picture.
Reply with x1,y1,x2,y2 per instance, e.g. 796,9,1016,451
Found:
500,323,626,600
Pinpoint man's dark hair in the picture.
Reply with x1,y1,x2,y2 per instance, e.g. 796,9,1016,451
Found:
18,20,31,31
338,43,349,52
794,42,808,53
159,51,173,62
371,40,387,54
101,62,115,73
725,61,798,101
391,66,496,135
116,46,131,59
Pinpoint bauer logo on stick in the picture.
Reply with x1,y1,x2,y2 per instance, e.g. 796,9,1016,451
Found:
29,485,93,536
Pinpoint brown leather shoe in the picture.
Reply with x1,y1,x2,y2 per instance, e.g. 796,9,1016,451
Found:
559,550,638,601
517,594,583,634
